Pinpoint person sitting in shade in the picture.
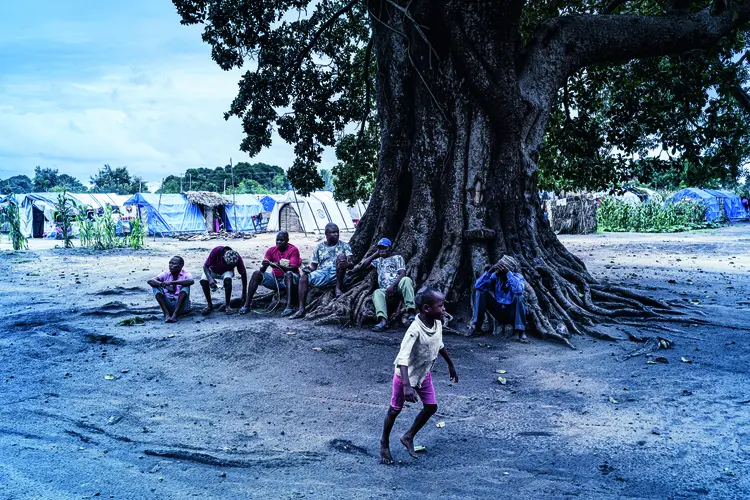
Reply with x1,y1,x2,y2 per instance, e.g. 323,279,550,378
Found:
199,246,248,315
290,223,352,319
147,256,195,323
239,230,301,316
468,255,529,342
352,238,416,332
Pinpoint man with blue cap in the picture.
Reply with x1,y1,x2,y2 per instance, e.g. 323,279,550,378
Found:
353,237,416,331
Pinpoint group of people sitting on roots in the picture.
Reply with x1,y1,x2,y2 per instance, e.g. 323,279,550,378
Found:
147,222,529,341
146,225,530,463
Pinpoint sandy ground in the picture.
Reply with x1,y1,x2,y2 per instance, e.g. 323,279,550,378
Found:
0,227,748,499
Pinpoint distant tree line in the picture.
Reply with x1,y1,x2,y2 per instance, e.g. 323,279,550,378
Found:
0,162,305,196
0,165,146,195
156,162,291,195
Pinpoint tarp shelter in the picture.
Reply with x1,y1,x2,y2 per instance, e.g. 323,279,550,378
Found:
667,188,723,222
702,189,748,221
123,193,206,235
224,194,264,233
259,195,285,213
266,190,355,233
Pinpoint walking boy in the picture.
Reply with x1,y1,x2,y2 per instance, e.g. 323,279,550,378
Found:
380,287,458,465
199,246,248,315
147,256,195,323
352,237,416,331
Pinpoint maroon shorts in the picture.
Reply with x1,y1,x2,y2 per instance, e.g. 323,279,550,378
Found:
390,371,437,410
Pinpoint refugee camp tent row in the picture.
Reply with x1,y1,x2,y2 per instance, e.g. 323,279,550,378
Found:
266,190,356,233
668,188,749,222
18,192,130,238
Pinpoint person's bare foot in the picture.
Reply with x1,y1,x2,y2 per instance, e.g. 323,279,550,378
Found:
380,442,394,465
225,306,234,315
200,306,213,316
518,331,530,344
335,287,344,298
289,309,306,319
400,435,418,459
165,316,177,323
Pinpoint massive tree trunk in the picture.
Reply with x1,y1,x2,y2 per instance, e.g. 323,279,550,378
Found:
309,0,750,344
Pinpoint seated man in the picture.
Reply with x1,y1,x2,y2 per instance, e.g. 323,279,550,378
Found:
290,223,352,319
147,256,195,323
200,246,248,315
240,230,301,316
469,255,528,342
352,237,416,331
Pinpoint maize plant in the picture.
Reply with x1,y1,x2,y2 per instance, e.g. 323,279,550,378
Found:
6,195,27,250
53,191,76,248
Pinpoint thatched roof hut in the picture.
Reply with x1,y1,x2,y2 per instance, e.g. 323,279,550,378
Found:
183,191,228,207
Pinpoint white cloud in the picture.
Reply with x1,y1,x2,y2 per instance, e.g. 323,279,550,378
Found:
0,54,337,189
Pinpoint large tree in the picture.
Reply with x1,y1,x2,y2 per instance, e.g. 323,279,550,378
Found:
174,0,750,342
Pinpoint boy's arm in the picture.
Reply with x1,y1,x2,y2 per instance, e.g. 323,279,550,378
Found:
398,364,419,402
439,347,459,383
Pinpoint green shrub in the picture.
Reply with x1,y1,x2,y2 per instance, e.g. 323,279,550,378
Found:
598,198,723,233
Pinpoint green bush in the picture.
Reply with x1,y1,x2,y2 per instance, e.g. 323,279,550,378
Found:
597,198,723,233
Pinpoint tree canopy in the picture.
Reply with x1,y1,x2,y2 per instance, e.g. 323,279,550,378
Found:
156,162,290,194
173,0,750,200
90,165,146,195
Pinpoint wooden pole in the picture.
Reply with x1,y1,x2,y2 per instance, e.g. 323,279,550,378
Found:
154,178,164,241
230,158,238,233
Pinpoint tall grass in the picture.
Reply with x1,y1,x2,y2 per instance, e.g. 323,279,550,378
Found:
53,191,76,248
74,204,145,250
6,196,28,250
598,198,722,232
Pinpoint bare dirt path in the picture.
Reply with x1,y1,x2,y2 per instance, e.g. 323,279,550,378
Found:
0,228,748,499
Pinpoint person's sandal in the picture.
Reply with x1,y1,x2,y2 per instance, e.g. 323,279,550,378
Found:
281,308,295,317
200,306,213,316
371,323,388,332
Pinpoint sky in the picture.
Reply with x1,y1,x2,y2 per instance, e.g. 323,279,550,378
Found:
0,0,332,190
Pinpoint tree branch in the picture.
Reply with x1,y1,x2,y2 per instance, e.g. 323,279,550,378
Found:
519,3,750,145
286,0,359,80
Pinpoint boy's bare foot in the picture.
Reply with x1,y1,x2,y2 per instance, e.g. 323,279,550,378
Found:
225,306,234,315
518,331,530,343
200,306,213,316
165,316,177,323
380,443,394,465
400,435,418,459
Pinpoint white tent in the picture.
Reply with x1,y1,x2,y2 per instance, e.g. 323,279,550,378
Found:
347,199,368,222
19,192,130,238
266,191,355,233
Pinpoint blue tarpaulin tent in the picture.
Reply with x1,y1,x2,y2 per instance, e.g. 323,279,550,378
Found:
702,189,748,221
124,193,206,235
259,195,277,213
224,194,264,233
668,188,723,222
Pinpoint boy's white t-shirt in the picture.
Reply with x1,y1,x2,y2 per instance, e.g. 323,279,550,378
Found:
394,316,444,388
